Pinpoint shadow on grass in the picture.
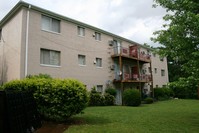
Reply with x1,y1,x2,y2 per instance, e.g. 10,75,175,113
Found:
69,116,111,126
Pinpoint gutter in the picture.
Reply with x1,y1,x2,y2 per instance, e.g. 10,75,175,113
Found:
25,4,31,77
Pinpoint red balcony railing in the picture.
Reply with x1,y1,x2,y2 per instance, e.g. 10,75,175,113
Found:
112,46,151,62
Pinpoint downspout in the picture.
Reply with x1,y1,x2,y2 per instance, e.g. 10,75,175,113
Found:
25,5,31,77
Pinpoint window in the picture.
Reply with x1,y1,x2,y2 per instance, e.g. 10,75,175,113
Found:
78,54,86,65
161,69,165,76
0,29,2,41
156,85,158,88
96,58,102,67
160,57,164,61
154,68,157,74
41,15,60,33
97,85,103,93
78,26,85,36
95,32,101,41
153,53,156,57
40,48,60,66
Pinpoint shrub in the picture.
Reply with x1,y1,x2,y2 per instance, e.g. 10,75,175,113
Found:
105,87,117,97
26,73,52,79
154,87,173,100
89,87,115,106
3,78,88,122
169,77,198,99
123,89,141,106
89,93,104,106
144,97,154,104
104,93,115,106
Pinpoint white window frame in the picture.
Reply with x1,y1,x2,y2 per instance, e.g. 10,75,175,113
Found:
96,58,102,67
78,26,85,36
95,32,101,41
96,85,103,93
40,48,61,67
78,54,86,66
41,15,60,33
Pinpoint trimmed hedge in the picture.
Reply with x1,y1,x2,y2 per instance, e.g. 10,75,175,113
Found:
123,89,141,106
3,78,88,122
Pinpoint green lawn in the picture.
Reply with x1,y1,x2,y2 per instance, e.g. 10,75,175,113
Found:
65,99,199,133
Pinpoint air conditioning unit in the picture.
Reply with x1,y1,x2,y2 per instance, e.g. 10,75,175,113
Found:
108,41,114,46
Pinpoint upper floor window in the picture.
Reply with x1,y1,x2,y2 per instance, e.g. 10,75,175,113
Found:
78,26,85,36
41,15,60,33
161,69,165,76
40,48,61,66
160,57,164,61
95,32,101,41
153,53,156,57
96,58,102,67
154,68,157,74
78,54,86,65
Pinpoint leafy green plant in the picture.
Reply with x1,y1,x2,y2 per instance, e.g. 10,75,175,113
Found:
154,87,173,100
26,73,52,79
105,87,117,97
169,76,198,99
89,87,115,106
144,97,154,104
123,89,141,106
104,93,115,106
3,78,88,122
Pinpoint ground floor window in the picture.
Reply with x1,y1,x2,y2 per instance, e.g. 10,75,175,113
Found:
40,48,60,66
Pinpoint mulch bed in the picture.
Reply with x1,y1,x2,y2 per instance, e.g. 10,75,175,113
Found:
35,118,85,133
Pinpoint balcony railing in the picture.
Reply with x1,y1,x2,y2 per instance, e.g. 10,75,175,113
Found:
115,73,152,82
112,46,151,62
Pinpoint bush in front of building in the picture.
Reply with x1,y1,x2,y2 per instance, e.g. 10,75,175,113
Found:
154,87,174,100
89,87,115,106
105,87,117,97
3,78,88,122
143,97,154,104
104,93,115,106
123,89,141,106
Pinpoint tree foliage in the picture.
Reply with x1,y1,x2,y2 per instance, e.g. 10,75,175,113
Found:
152,0,199,78
152,0,199,85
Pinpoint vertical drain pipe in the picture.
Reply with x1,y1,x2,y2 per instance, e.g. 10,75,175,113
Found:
25,5,31,77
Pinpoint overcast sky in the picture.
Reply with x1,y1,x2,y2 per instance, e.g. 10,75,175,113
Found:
0,0,167,47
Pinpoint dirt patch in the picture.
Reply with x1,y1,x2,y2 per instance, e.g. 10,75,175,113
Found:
35,119,85,133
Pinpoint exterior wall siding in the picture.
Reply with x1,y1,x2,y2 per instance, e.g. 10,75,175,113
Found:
0,9,25,83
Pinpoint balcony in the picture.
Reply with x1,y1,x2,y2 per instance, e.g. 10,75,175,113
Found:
114,73,152,83
111,46,151,62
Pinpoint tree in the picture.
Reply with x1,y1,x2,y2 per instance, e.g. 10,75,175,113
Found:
152,0,199,82
152,0,199,98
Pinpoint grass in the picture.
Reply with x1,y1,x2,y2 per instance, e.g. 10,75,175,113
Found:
65,99,199,133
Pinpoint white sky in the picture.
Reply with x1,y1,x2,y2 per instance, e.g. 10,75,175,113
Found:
0,0,167,47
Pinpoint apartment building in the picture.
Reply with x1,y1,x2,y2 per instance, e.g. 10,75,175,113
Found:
0,1,168,105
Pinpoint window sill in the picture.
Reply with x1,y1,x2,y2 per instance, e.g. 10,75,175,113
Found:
41,29,61,35
79,64,86,67
78,35,85,37
40,64,61,68
96,67,103,68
